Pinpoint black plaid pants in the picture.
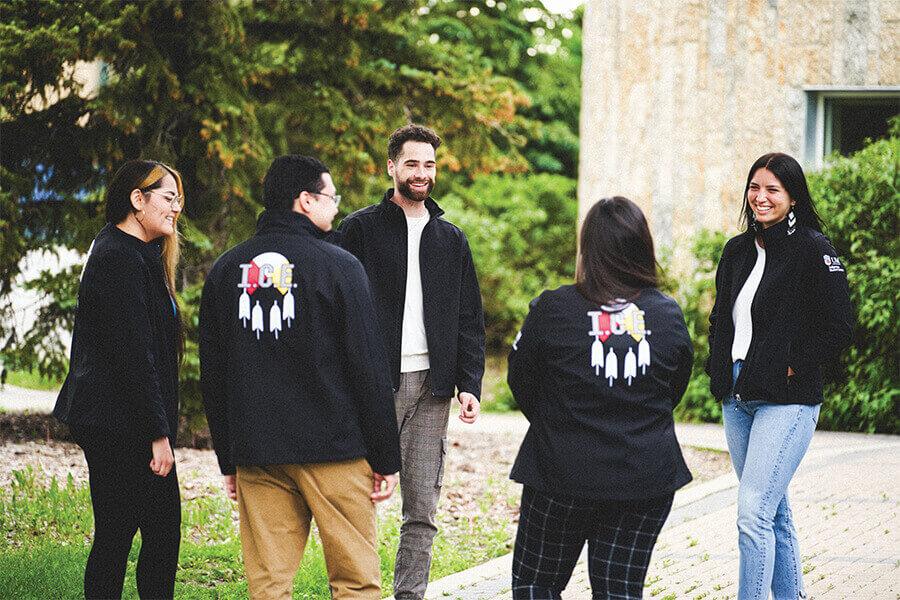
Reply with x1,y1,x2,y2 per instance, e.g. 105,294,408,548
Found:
512,485,673,600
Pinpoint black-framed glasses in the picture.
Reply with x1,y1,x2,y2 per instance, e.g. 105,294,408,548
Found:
145,190,183,210
311,191,341,207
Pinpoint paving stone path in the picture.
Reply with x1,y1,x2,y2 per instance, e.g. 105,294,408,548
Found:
427,416,899,600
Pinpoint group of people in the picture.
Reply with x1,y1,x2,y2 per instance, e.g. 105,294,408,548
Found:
53,123,854,600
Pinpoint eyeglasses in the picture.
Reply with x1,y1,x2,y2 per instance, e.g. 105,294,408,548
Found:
145,190,183,210
311,191,341,207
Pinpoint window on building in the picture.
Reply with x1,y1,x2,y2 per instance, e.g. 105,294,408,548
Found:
804,87,899,169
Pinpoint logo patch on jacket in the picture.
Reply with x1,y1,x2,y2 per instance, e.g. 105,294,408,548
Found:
237,252,297,340
588,303,651,387
823,254,844,272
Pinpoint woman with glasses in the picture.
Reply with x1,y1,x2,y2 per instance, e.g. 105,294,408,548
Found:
706,153,853,599
54,160,185,599
508,197,694,599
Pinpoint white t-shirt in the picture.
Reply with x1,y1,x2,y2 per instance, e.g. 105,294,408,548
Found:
401,214,430,372
732,240,766,362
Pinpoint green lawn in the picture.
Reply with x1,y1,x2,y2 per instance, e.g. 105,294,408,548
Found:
5,368,64,392
0,466,511,599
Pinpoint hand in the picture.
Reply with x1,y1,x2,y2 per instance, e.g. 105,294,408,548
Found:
787,366,795,377
458,392,480,424
371,472,398,503
223,474,237,500
149,436,174,477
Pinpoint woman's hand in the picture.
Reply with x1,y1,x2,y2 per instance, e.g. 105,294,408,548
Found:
787,366,795,377
149,436,175,477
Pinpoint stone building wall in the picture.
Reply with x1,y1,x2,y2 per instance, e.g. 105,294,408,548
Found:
578,0,899,259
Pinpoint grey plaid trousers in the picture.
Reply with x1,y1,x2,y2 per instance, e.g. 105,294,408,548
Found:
392,370,452,600
512,485,673,599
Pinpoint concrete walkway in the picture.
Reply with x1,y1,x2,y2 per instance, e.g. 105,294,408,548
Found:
0,384,58,414
432,414,899,599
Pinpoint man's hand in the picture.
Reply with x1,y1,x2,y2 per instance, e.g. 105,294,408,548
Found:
787,366,795,377
371,472,398,503
224,474,237,500
458,392,480,424
149,436,174,477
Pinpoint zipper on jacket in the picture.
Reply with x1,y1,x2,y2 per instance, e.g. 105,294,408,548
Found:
733,237,769,400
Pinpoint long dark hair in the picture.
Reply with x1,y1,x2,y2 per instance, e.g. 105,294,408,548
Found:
740,153,823,233
576,197,658,305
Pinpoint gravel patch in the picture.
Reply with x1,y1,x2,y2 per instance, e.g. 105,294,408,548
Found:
1,428,732,543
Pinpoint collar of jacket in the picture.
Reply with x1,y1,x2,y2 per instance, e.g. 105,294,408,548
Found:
379,188,445,221
105,222,163,261
747,216,793,250
255,209,326,238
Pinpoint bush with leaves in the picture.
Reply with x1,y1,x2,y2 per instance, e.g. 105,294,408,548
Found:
806,122,899,433
441,173,578,350
659,231,727,424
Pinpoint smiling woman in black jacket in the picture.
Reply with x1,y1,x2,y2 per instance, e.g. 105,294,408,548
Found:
508,197,693,599
706,153,853,600
54,160,184,599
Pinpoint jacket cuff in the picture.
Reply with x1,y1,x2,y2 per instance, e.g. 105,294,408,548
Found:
219,460,236,476
367,451,402,476
458,382,482,400
148,414,171,441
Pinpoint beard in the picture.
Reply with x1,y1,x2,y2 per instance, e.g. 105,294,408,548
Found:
396,177,434,202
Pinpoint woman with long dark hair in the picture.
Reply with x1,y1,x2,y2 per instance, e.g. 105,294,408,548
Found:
706,153,854,599
508,197,694,599
54,160,185,599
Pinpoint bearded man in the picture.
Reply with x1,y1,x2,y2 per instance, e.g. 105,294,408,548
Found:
338,124,486,600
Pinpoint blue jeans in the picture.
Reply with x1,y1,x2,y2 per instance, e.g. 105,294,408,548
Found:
722,361,820,600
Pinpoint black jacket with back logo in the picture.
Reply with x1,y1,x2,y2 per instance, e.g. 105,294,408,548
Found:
508,285,694,500
706,219,855,405
336,189,485,399
199,210,401,475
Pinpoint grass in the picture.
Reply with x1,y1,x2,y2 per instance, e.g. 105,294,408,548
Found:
0,466,512,599
5,368,64,392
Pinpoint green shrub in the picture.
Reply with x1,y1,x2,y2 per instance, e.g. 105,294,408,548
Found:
441,173,578,350
660,231,727,424
807,122,899,433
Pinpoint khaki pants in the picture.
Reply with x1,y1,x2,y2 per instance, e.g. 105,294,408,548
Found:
236,458,380,600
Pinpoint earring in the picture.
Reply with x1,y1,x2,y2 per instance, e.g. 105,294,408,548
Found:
787,207,796,235
749,209,759,232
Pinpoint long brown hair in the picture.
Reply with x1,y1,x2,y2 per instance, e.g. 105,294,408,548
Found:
576,197,658,305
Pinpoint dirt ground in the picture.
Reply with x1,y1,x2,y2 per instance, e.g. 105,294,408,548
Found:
0,427,732,540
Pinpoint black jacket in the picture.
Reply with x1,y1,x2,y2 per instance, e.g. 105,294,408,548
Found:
54,224,179,443
337,190,485,398
199,210,401,475
706,219,854,404
508,285,693,500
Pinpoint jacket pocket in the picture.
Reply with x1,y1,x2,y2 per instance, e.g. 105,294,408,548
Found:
436,436,448,488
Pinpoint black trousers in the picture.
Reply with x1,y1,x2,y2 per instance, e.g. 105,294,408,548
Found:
74,429,181,599
512,485,673,600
